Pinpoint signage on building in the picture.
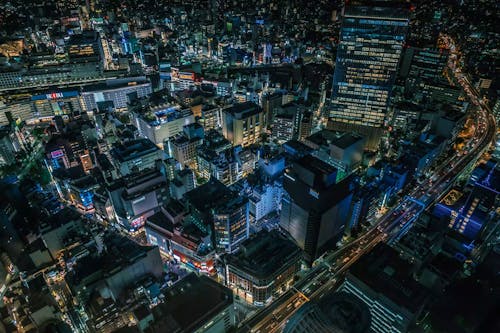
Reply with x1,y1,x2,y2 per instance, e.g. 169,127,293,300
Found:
31,91,79,101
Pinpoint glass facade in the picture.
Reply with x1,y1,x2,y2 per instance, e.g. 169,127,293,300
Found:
330,6,408,132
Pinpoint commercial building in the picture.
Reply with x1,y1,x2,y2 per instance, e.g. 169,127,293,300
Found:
39,208,84,257
196,130,233,180
52,169,99,213
303,130,365,181
148,273,235,333
340,243,428,333
132,105,195,148
110,138,163,176
434,162,499,242
80,76,152,112
168,123,204,169
212,194,249,254
249,181,283,222
170,168,196,200
280,155,353,263
67,234,163,301
283,292,371,333
224,230,302,306
222,101,263,147
272,103,312,143
199,104,222,130
0,127,16,166
329,133,366,172
184,179,249,254
0,61,104,93
108,168,169,232
330,5,409,150
400,47,449,92
144,203,216,275
197,131,256,185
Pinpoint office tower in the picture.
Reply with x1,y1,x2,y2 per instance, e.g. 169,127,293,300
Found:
224,230,302,306
340,244,428,333
280,155,353,263
330,5,409,150
400,47,449,84
222,101,263,147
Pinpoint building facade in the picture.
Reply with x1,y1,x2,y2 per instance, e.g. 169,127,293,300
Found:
330,5,409,150
222,101,263,147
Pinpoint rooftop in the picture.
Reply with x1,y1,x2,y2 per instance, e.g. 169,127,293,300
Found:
345,4,409,21
348,243,428,314
224,101,262,119
150,273,232,333
184,178,234,213
147,210,174,233
226,230,301,279
331,133,365,149
305,129,341,147
110,138,159,162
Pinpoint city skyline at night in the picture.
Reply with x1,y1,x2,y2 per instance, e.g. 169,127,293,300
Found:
0,1,498,333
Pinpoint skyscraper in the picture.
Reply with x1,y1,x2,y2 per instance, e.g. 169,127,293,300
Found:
280,155,353,264
330,4,409,150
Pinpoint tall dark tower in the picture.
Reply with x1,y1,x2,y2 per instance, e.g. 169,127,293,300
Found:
279,155,354,264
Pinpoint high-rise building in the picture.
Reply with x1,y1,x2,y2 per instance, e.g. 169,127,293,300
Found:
271,102,312,143
330,5,409,150
168,123,204,169
222,101,263,147
280,155,354,263
184,179,249,254
340,243,428,333
212,195,249,254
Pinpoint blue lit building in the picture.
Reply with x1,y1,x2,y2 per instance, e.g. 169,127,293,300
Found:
433,162,499,245
330,5,408,150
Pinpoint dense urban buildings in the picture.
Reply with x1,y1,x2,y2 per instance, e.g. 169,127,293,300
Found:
0,1,498,333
